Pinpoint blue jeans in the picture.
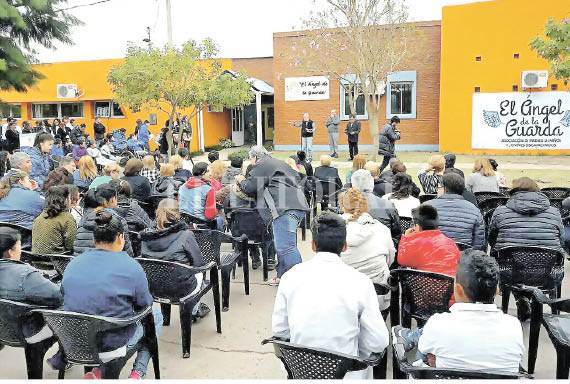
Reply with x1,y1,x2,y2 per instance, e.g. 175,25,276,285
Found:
301,137,313,159
127,308,163,376
273,210,305,278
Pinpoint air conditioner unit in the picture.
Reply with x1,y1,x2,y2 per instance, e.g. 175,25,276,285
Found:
56,84,79,99
521,71,548,89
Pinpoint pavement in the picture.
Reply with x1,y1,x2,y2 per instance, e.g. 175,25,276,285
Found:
1,230,568,379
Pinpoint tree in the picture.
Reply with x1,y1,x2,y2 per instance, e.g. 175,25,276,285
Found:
108,39,253,155
0,0,79,92
289,0,417,158
530,18,570,85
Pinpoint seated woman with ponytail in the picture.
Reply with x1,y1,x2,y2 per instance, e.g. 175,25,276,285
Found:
0,169,45,229
62,211,162,379
339,188,396,311
74,183,134,257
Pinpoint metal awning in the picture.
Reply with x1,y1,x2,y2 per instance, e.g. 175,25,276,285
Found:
222,70,274,95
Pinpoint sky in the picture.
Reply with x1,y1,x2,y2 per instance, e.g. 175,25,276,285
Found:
34,0,485,63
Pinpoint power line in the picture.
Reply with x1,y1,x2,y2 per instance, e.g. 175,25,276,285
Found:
55,0,113,12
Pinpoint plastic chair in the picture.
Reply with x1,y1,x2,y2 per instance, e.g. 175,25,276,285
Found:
0,299,55,379
48,254,74,276
399,216,414,234
474,191,506,204
137,258,221,358
521,287,570,379
313,178,342,214
549,198,570,219
261,337,384,379
35,306,160,379
191,229,248,311
499,187,510,196
390,269,454,328
181,212,217,230
229,208,272,282
20,250,55,273
541,187,570,200
129,231,142,258
391,326,531,379
478,196,508,217
0,222,32,249
419,194,437,204
455,242,472,251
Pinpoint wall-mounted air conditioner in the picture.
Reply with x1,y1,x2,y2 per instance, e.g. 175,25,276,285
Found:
56,84,79,99
521,71,548,89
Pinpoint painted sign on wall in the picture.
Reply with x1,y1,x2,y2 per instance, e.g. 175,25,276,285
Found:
285,76,330,101
472,92,570,150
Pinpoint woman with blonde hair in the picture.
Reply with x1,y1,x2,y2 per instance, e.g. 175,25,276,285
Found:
140,198,209,321
152,163,183,198
73,156,97,190
170,154,191,181
209,160,226,192
339,188,395,311
140,155,159,183
345,154,367,185
90,162,122,190
466,158,499,193
417,154,445,194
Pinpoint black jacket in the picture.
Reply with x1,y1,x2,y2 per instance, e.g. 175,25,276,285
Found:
5,129,19,153
301,120,315,138
174,168,191,182
152,176,183,198
94,122,106,140
345,121,361,143
74,209,134,257
239,155,309,218
363,191,402,240
378,123,400,156
122,175,151,202
114,197,152,231
314,165,342,196
489,191,565,252
70,127,84,145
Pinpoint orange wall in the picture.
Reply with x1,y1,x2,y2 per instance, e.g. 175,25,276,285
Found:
439,0,570,155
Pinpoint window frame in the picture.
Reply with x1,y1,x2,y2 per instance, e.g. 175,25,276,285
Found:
0,104,22,119
93,100,125,119
339,75,368,121
31,102,84,119
386,71,417,120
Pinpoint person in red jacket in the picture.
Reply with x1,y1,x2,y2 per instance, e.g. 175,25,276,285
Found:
398,204,460,278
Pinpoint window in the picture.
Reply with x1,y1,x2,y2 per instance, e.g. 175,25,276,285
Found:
94,101,124,118
60,103,84,118
512,85,519,92
0,104,21,119
339,76,368,120
386,71,417,120
32,103,59,119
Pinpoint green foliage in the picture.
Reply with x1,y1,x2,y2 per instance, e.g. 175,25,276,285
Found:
219,138,234,149
530,18,570,83
0,0,80,92
228,149,249,162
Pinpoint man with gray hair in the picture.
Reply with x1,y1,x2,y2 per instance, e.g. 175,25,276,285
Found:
351,169,402,239
325,110,340,158
235,145,309,285
9,152,32,175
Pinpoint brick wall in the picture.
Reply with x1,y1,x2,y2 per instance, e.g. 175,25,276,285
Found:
232,57,275,86
272,21,441,150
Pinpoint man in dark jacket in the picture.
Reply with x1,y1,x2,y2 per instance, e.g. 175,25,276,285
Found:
378,116,401,172
489,177,565,252
236,146,309,283
93,117,106,146
351,169,402,240
426,173,485,250
444,153,464,179
292,113,315,161
345,114,361,161
314,155,343,211
70,124,86,145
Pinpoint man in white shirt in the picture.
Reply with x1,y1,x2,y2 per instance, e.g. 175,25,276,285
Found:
394,249,524,373
272,212,389,379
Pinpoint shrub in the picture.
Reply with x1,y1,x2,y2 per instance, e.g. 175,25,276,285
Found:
228,149,249,162
219,138,235,149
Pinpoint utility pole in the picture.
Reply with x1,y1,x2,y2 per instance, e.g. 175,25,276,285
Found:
143,26,152,50
166,0,173,48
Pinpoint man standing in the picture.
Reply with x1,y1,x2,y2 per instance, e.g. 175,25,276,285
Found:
324,110,340,158
236,145,309,285
378,116,401,172
136,119,151,151
93,116,106,147
292,113,315,161
345,114,361,161
272,213,389,379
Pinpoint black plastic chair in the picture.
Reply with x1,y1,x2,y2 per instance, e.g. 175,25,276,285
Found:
549,198,570,219
0,222,32,249
49,254,74,276
419,194,437,204
313,178,342,215
261,338,384,379
455,241,472,251
181,212,217,230
21,250,55,273
474,191,506,204
137,258,221,358
541,187,570,200
390,269,454,328
499,187,510,196
191,229,248,311
136,200,156,221
522,287,570,379
229,208,271,282
478,196,508,217
0,299,55,379
35,306,160,379
494,246,564,316
129,231,142,258
399,216,414,234
391,326,531,379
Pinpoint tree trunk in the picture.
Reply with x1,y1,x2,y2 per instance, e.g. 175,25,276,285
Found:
368,107,379,161
166,107,176,161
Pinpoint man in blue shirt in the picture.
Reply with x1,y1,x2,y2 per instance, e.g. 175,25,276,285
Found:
62,210,161,379
136,119,151,151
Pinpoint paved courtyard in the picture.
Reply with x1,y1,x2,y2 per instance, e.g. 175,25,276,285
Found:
1,229,568,379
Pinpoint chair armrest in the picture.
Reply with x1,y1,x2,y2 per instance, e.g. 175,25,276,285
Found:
187,261,217,274
373,282,391,296
362,351,385,366
106,306,153,327
261,336,290,345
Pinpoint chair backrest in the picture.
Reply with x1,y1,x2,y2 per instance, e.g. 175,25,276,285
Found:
419,194,437,204
455,242,472,251
263,338,371,379
314,179,341,204
549,198,570,218
49,254,74,276
0,222,32,248
496,246,564,290
129,231,142,257
474,191,505,204
399,216,414,233
137,258,198,304
392,269,454,322
229,209,265,243
0,299,40,347
478,196,508,216
499,187,510,196
36,308,146,365
190,229,223,264
181,213,217,230
541,187,570,200
21,250,54,271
